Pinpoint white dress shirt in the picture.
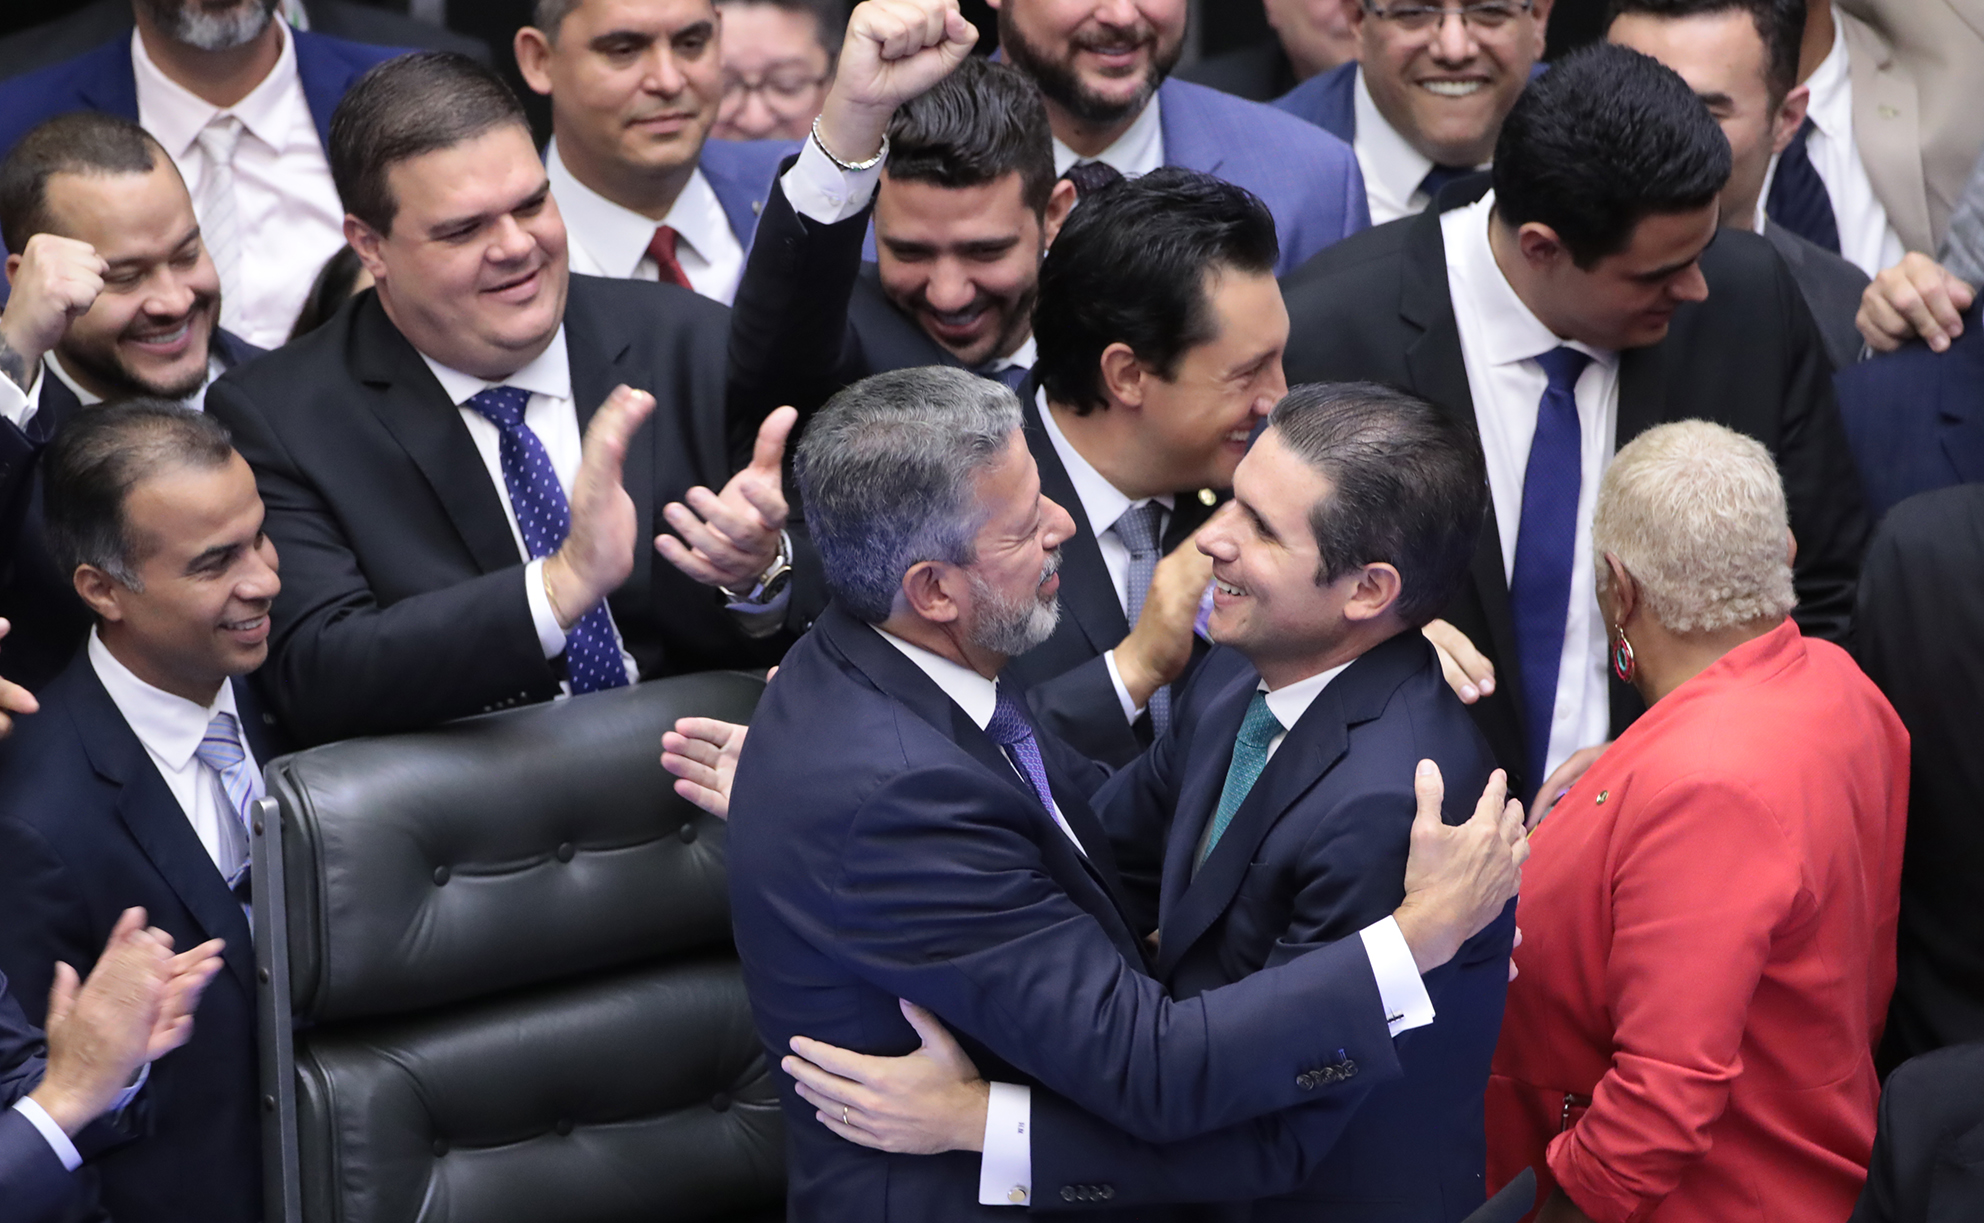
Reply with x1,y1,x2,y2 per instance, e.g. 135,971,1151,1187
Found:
1441,192,1618,783
967,647,1436,1207
418,330,639,687
132,24,346,350
0,353,218,432
1051,94,1165,180
1036,388,1172,723
1352,66,1470,225
547,141,747,305
1761,9,1905,277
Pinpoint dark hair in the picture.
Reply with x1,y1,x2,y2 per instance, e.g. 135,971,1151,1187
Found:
1268,383,1487,627
1034,167,1279,415
885,57,1055,215
44,400,236,589
1492,43,1730,268
713,0,847,60
329,52,529,235
0,112,165,254
1606,0,1804,103
289,245,370,341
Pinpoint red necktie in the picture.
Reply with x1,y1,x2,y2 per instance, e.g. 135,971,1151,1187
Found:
645,225,694,290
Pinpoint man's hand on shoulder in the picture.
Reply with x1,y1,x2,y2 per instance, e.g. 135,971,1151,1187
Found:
1857,252,1975,353
0,234,105,393
1114,535,1213,709
1393,762,1527,975
783,999,990,1155
814,0,977,165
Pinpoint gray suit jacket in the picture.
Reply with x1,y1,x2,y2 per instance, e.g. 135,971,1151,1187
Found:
1766,222,1872,371
1941,147,1984,287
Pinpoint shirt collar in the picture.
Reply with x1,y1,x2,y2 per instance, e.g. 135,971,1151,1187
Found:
873,625,999,729
1352,65,1441,211
1443,190,1615,369
1802,8,1852,143
45,353,221,411
1052,93,1165,179
547,140,730,278
419,326,573,407
1259,658,1352,734
131,21,302,156
88,627,241,773
984,334,1038,374
1035,386,1173,540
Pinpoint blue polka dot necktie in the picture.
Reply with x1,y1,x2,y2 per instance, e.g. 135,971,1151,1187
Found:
466,385,629,695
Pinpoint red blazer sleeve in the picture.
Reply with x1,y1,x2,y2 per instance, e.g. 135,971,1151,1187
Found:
1547,774,1810,1223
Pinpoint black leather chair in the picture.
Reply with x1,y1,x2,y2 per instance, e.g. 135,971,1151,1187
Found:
250,673,784,1223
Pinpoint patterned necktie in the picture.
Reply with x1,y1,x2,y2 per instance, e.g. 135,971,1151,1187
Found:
1061,160,1125,201
646,225,695,290
193,114,245,330
1509,346,1592,794
1417,163,1475,204
193,711,260,900
986,686,1057,815
1199,691,1283,867
1113,501,1171,736
466,386,629,694
1765,118,1842,255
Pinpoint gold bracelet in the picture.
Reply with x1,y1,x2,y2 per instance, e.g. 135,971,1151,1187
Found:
542,560,571,629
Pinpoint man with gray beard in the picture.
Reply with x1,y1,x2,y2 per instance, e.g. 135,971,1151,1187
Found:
0,0,414,347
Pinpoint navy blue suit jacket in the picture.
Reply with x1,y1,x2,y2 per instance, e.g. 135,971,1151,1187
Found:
697,136,798,251
1095,635,1514,1221
1836,301,1984,521
727,604,1407,1219
0,28,403,162
1273,61,1549,149
0,974,74,1223
0,653,278,1223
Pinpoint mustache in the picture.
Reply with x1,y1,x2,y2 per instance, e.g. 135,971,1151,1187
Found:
1070,21,1158,53
122,292,218,341
1038,549,1063,586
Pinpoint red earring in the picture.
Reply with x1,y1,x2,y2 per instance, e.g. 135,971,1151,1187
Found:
1611,628,1637,684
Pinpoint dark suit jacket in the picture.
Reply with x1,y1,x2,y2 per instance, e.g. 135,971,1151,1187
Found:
1092,636,1514,1222
0,654,278,1223
1765,222,1871,374
1836,301,1984,522
1281,180,1869,797
205,276,783,746
1176,40,1299,104
0,0,486,83
0,973,75,1223
727,603,1407,1221
0,25,404,168
1857,485,1984,1069
0,330,262,694
1852,1041,1984,1223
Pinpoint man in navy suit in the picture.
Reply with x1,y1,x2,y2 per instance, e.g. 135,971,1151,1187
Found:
1,908,223,1223
994,0,1369,274
1273,0,1549,224
515,0,795,303
703,364,1526,1219
0,112,263,693
0,0,409,347
776,382,1515,1220
1836,299,1984,520
0,402,284,1223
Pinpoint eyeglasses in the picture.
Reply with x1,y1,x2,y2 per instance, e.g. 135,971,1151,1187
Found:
1361,0,1534,33
718,69,830,117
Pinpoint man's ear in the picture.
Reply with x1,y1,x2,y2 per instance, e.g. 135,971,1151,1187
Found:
1341,562,1402,625
73,565,127,624
899,560,964,625
1097,342,1147,413
1041,179,1078,250
1515,221,1569,271
1771,84,1811,156
344,214,389,284
514,25,556,97
3,252,19,290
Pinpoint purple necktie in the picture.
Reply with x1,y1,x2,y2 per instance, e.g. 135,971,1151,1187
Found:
466,385,629,695
986,686,1056,814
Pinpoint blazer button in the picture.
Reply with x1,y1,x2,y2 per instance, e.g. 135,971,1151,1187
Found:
1296,1072,1316,1090
1061,1187,1078,1203
1099,1186,1114,1200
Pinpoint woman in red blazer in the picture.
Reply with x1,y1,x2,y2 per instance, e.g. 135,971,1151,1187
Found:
1487,422,1910,1223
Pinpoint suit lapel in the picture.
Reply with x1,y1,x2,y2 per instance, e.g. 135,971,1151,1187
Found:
69,666,255,992
75,36,140,121
290,31,351,149
1022,393,1128,654
1156,80,1225,177
347,292,521,575
1154,665,1259,974
563,282,655,599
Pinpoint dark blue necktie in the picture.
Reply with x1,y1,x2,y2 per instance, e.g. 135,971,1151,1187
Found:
1417,163,1475,203
466,386,629,695
986,686,1056,814
1509,347,1592,793
990,364,1031,392
1765,118,1842,255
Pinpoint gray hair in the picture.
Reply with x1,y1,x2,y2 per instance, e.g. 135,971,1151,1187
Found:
1592,420,1796,634
795,367,1024,623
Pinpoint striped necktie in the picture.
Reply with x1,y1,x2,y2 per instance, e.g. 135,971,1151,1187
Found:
1114,501,1170,735
193,711,260,899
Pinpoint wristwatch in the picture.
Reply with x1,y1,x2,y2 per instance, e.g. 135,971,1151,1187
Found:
718,530,794,606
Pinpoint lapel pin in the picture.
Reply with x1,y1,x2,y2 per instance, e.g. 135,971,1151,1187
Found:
1198,488,1216,507
1596,790,1609,805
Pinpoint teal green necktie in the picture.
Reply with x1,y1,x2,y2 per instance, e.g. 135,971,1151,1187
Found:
1199,691,1284,866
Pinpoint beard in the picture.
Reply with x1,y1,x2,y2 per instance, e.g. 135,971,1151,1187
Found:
59,297,219,404
137,0,279,51
901,277,1040,368
966,551,1063,658
999,6,1181,127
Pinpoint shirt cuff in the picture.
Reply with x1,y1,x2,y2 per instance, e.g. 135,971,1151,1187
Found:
976,1081,1033,1206
524,557,568,661
781,135,885,226
1360,917,1435,1037
13,1097,82,1172
724,586,791,638
109,1062,148,1115
0,362,42,430
1102,649,1144,724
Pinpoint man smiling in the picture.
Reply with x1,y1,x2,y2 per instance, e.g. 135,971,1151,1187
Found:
0,112,261,692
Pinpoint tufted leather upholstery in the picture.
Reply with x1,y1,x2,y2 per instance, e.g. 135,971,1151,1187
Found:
260,673,784,1223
